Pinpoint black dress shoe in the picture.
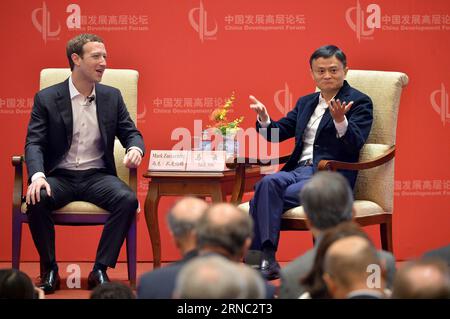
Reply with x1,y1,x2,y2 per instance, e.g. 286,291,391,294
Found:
88,269,110,290
260,258,281,281
38,269,60,294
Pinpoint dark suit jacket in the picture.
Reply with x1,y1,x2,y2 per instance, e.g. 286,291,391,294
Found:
137,250,198,299
257,80,373,188
25,78,145,179
423,244,450,267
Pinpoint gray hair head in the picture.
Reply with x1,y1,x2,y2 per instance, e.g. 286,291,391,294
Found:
196,203,253,257
166,197,208,239
300,171,353,230
174,255,247,299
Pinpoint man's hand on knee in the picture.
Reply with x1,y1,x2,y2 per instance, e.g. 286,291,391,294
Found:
123,149,142,168
26,177,51,205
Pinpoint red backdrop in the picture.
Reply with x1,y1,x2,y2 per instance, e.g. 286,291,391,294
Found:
1,0,449,264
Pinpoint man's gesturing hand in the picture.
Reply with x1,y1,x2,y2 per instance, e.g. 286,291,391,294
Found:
249,95,270,123
329,99,353,123
26,177,51,205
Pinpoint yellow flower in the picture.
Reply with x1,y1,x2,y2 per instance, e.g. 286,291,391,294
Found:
207,92,244,136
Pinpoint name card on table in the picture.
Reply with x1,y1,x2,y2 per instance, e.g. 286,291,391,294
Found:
148,150,226,171
186,151,226,171
149,150,188,171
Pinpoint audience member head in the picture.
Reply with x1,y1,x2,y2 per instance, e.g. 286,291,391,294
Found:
196,203,253,261
173,255,245,299
300,171,353,237
392,259,450,299
90,281,136,299
323,235,384,298
166,197,208,254
301,222,373,298
0,268,37,299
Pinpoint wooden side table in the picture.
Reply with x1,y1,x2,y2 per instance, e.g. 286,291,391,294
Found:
143,166,262,268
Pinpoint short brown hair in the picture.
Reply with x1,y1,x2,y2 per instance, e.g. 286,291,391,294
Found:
66,33,103,70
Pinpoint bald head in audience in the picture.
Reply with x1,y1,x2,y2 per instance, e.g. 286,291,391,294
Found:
174,255,245,299
196,203,253,261
323,236,385,299
392,259,450,299
166,197,208,255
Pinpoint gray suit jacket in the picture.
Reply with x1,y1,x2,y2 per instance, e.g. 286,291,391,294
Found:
279,244,396,299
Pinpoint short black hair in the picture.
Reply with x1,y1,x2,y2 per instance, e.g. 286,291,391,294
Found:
309,45,347,68
0,269,35,299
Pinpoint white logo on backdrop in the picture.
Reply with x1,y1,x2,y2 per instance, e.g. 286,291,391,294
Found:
274,83,294,116
189,0,218,42
345,1,381,41
430,83,450,127
31,2,61,43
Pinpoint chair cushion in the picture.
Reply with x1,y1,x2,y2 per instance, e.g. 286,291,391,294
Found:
21,201,108,215
238,200,384,220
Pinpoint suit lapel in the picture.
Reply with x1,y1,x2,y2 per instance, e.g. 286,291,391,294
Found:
55,80,73,146
95,83,109,148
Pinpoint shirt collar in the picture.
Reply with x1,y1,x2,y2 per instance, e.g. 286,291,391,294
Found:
319,92,336,108
68,75,96,101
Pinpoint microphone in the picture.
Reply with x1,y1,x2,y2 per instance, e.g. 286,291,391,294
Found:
87,95,95,103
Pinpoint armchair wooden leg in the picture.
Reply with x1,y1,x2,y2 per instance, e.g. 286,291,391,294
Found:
12,213,22,269
126,216,137,288
380,216,393,253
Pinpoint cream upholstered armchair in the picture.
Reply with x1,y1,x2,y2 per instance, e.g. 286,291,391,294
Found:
233,70,409,253
12,68,139,286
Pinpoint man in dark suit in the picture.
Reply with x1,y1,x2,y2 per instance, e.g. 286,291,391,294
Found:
248,45,373,280
137,197,208,299
25,33,145,294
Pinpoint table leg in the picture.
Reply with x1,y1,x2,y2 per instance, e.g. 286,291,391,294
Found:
210,184,223,202
144,182,161,269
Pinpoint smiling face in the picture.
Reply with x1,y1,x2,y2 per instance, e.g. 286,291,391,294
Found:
71,41,107,84
310,56,348,95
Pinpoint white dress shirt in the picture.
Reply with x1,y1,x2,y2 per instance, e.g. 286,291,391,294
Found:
55,75,105,171
258,93,348,163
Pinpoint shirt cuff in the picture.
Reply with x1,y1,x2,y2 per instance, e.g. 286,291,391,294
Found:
257,115,271,128
31,172,46,183
127,146,143,156
334,116,348,138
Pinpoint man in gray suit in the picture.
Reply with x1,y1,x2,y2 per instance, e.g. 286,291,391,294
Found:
279,171,396,298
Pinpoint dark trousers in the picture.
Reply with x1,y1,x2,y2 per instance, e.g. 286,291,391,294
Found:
26,168,138,270
249,165,313,251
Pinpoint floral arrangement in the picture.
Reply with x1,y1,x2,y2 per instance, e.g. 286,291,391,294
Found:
208,92,244,136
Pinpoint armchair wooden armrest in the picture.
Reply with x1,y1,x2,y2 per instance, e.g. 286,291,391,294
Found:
12,155,25,211
317,145,396,171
